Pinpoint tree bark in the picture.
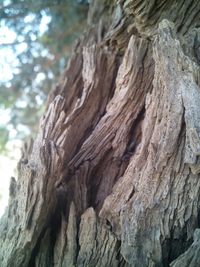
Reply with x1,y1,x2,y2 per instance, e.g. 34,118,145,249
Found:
1,0,200,266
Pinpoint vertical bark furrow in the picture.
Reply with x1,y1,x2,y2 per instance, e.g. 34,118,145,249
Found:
124,0,200,35
100,20,200,266
170,229,200,267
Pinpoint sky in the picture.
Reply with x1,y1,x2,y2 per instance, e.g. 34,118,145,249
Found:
0,154,20,217
0,14,50,218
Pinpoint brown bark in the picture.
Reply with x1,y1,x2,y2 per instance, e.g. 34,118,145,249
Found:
1,0,200,266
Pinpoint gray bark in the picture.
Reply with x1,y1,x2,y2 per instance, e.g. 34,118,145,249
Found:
1,0,200,266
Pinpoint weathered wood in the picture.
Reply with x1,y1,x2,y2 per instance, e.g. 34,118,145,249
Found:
170,229,200,267
0,0,200,266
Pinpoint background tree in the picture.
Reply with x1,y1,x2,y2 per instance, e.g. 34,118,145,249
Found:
0,0,88,151
0,0,200,266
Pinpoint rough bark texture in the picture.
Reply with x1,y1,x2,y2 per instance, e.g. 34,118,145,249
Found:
1,0,200,266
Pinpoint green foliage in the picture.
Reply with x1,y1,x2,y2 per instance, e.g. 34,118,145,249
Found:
0,0,88,152
0,127,9,152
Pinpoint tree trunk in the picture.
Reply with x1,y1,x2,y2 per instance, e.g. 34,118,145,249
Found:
1,0,200,266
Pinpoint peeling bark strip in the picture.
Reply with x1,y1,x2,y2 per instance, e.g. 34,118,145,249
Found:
1,0,200,267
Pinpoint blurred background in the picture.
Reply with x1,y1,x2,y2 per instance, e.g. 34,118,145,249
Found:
0,0,88,216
